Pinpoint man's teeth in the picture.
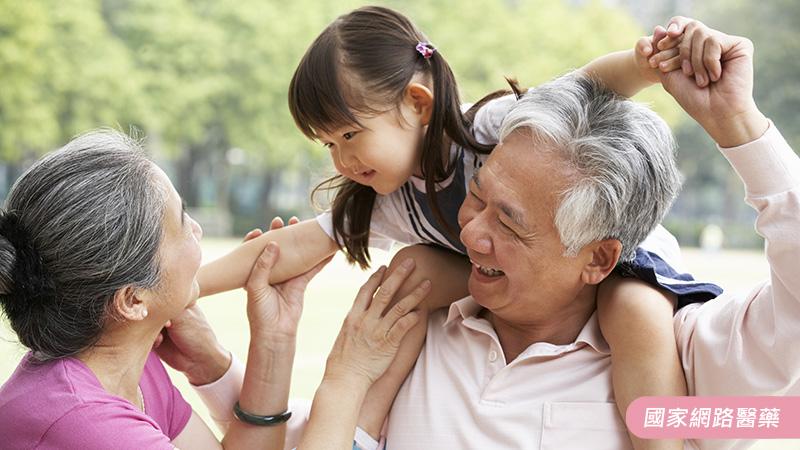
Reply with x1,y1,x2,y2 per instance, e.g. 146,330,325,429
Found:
476,264,504,277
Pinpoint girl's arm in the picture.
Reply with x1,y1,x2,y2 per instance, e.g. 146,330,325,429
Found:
198,219,339,297
580,26,680,98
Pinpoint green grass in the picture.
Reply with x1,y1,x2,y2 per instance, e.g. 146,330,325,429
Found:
2,239,798,448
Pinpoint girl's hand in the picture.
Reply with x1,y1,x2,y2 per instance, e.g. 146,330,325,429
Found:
245,241,330,341
634,26,682,83
242,216,300,242
324,259,430,387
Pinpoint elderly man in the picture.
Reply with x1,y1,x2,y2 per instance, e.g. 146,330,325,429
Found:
160,21,796,450
341,22,795,450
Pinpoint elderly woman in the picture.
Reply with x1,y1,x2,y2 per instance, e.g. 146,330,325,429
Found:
0,130,428,449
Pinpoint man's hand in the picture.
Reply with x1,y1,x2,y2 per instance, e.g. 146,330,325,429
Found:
657,17,768,147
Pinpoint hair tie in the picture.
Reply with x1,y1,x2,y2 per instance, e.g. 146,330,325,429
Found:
415,42,436,59
0,211,56,314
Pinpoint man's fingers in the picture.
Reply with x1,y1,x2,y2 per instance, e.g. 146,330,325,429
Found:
691,29,711,87
666,16,692,36
704,38,723,82
678,21,697,72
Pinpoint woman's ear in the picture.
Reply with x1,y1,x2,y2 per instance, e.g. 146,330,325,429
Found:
405,82,434,126
111,285,152,322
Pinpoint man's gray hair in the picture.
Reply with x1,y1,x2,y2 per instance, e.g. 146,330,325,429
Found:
0,129,166,361
498,73,681,261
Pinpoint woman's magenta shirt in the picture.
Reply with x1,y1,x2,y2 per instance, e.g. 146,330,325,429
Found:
0,351,192,449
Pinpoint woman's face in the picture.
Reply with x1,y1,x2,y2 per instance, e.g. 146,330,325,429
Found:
150,165,203,319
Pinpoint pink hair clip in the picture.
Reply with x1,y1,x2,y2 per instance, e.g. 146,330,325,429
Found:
415,42,436,59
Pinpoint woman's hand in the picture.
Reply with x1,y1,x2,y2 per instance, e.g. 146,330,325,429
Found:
245,241,330,342
155,304,231,385
324,258,430,387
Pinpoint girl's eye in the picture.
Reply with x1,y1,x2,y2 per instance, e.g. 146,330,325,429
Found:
323,142,333,149
343,131,357,140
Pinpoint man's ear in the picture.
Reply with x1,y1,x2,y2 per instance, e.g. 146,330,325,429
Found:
579,239,622,285
405,82,434,125
111,285,151,322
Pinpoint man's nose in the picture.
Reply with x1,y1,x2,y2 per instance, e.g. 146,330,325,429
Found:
460,214,492,255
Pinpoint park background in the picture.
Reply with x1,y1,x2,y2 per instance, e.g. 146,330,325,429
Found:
1,0,798,448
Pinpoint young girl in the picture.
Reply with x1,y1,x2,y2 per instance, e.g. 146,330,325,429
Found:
199,7,720,449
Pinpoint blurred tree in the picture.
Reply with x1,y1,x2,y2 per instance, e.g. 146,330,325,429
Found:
661,0,799,247
0,0,58,162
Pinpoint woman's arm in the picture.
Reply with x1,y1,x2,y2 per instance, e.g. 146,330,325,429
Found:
356,245,470,438
171,242,329,450
298,259,430,450
198,218,338,297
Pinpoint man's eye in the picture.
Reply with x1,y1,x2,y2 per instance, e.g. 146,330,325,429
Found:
469,190,484,204
498,219,514,232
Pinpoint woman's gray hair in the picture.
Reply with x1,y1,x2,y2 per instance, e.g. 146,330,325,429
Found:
499,73,681,261
0,129,166,361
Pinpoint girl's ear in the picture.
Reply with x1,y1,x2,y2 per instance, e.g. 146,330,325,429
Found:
405,83,434,125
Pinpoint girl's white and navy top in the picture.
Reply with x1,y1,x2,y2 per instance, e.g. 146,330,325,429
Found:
317,95,721,308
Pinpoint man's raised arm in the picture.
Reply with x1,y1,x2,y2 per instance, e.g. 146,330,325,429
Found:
661,18,800,396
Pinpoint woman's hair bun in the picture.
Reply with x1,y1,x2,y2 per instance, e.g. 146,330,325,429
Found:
0,211,56,315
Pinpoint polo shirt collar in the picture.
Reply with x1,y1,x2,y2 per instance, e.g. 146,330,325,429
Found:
443,296,611,356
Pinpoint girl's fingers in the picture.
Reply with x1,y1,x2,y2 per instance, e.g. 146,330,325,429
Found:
288,216,299,226
636,35,654,60
658,54,684,73
678,21,697,73
352,266,387,312
270,216,284,230
243,228,263,242
650,47,680,69
366,258,416,321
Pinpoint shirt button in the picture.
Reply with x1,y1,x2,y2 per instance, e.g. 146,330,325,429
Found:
488,350,498,362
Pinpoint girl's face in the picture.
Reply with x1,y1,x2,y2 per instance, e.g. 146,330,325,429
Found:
318,101,426,195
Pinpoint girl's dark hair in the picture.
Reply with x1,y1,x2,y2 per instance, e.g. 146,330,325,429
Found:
290,5,522,268
0,130,165,362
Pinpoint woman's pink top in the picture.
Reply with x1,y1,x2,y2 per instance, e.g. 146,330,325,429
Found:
0,351,192,449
